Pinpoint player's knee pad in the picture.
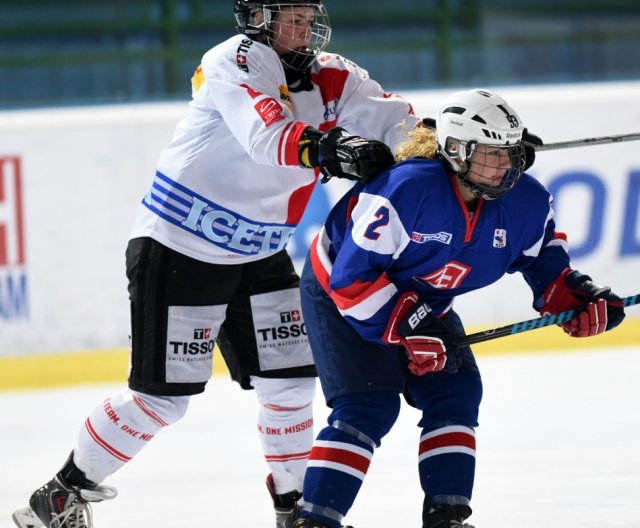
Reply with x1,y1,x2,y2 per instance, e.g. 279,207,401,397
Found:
251,376,316,410
111,389,191,428
252,377,316,493
328,390,401,447
74,390,190,483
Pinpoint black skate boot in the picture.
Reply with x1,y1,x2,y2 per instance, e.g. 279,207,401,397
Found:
292,517,354,528
266,473,302,528
12,452,117,528
422,496,474,528
292,519,332,528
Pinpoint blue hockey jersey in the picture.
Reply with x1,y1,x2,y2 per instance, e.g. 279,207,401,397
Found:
309,157,571,343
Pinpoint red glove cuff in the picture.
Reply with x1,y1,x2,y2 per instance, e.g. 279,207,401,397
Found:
383,292,418,345
541,268,614,338
540,267,578,316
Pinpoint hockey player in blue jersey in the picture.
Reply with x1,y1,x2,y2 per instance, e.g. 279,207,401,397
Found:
292,89,626,528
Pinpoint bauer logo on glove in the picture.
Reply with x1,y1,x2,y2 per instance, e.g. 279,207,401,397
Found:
383,292,462,375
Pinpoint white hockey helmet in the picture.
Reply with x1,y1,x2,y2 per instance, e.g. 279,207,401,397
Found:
436,89,526,199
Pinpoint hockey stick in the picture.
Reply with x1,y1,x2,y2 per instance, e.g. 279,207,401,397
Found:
524,132,640,152
456,293,639,347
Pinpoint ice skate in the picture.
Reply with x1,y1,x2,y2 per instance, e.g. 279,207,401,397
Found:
292,519,331,528
266,473,302,528
291,518,354,528
422,500,474,528
12,476,117,528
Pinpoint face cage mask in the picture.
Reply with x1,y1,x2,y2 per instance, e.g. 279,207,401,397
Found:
262,3,332,70
443,139,527,200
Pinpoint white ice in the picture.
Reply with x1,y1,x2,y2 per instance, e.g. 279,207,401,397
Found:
1,345,639,528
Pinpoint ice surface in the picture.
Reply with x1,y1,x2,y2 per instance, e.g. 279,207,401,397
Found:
1,346,639,528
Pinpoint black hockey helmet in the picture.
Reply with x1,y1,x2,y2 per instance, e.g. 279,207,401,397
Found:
234,1,331,70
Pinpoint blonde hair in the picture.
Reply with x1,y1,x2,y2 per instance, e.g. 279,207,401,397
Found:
395,124,438,162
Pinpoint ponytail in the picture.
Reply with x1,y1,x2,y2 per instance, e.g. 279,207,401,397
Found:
395,125,438,162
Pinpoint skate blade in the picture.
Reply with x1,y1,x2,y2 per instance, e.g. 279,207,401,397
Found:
12,507,44,528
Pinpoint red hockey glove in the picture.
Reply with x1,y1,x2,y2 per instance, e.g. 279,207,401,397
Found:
540,268,625,337
384,293,460,375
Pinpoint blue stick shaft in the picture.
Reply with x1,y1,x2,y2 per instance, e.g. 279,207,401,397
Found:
456,294,639,346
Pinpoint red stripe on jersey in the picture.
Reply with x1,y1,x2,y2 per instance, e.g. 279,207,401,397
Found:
311,68,349,106
239,83,263,99
287,178,317,224
310,446,371,474
284,121,309,166
278,122,294,166
345,195,359,224
450,173,484,243
320,119,337,133
330,273,392,311
85,418,131,462
310,233,331,293
419,432,476,456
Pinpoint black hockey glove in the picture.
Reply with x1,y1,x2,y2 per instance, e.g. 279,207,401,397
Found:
298,126,395,184
521,128,543,171
318,127,395,184
318,127,395,183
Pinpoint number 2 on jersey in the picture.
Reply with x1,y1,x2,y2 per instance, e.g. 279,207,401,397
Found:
364,206,390,240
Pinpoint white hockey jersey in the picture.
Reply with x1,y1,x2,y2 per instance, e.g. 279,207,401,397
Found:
131,34,419,264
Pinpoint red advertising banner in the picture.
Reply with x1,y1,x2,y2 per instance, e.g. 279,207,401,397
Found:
0,157,25,266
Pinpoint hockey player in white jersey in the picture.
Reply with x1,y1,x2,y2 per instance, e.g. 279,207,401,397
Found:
12,2,419,528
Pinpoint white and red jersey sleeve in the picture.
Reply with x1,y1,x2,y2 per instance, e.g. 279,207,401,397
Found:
311,53,420,150
197,36,309,167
